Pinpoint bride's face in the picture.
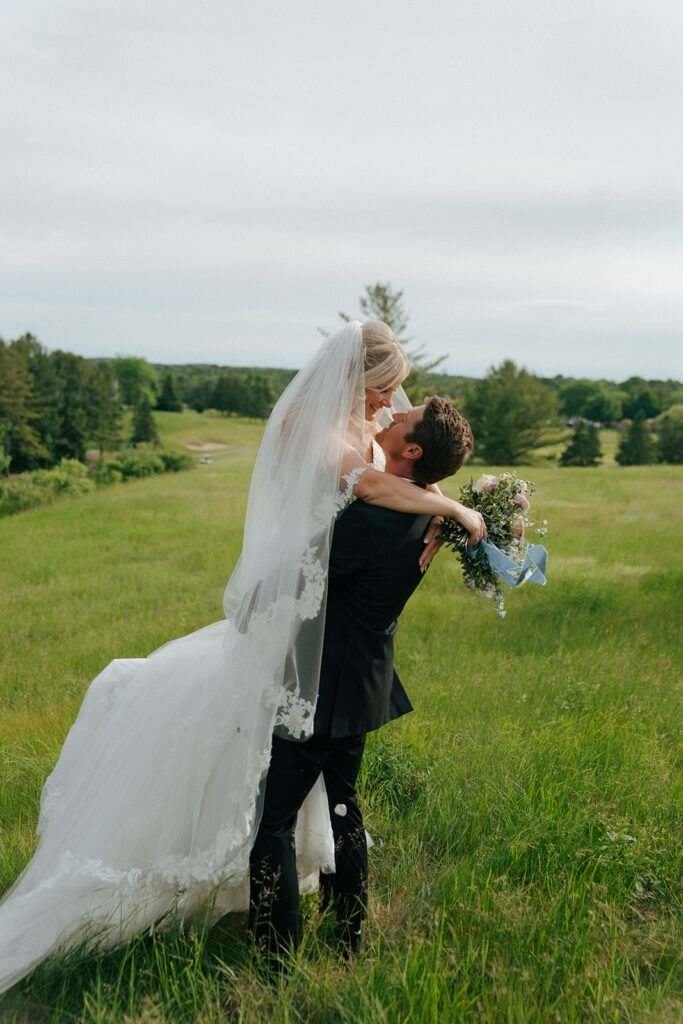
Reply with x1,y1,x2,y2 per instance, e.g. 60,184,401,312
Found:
364,384,399,420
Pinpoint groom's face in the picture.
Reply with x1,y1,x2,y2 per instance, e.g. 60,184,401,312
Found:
375,406,425,466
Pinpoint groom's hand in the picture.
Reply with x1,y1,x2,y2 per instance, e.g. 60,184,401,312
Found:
419,516,444,573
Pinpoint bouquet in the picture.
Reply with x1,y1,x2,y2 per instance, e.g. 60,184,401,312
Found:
439,473,548,618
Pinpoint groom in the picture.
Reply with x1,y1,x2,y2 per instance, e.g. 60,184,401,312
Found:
249,397,474,961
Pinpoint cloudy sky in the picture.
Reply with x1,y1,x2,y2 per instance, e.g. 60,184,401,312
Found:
1,0,681,379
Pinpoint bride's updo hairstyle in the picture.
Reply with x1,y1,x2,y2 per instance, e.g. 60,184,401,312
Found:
361,320,410,390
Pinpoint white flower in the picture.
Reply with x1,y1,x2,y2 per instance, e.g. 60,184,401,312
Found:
473,473,499,494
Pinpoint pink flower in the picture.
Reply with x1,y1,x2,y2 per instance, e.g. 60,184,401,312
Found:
473,474,499,494
513,492,530,512
511,515,525,540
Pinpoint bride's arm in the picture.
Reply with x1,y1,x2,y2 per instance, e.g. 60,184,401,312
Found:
350,466,486,545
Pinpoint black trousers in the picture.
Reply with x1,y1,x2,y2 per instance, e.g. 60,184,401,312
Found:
248,732,367,956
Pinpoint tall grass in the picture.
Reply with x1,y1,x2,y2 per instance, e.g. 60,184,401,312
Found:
0,431,680,1022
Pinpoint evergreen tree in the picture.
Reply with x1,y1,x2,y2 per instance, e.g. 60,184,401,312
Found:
189,379,215,413
10,334,62,465
656,404,683,463
338,282,447,404
615,410,656,465
213,371,242,415
241,372,275,418
51,350,91,461
340,282,411,341
559,422,602,466
86,362,121,452
0,341,48,473
157,372,183,412
131,396,160,446
463,360,557,464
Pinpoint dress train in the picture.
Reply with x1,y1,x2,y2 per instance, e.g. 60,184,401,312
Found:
0,620,334,994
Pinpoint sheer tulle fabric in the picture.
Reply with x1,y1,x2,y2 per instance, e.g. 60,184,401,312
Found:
0,323,367,995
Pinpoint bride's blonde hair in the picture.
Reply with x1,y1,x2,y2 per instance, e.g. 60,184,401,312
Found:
362,320,410,389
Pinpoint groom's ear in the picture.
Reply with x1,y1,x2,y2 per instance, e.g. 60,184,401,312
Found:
402,443,423,462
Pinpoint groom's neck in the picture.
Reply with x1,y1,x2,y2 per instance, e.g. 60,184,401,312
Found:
384,456,416,482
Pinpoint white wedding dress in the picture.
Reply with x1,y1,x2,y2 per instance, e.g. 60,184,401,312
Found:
0,323,401,996
0,622,335,994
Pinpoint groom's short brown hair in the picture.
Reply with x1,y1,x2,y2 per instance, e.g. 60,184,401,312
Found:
406,396,473,484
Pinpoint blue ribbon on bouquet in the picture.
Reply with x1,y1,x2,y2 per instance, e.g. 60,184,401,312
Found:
466,539,548,589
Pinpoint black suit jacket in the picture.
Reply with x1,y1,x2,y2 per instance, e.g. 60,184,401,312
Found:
313,498,432,737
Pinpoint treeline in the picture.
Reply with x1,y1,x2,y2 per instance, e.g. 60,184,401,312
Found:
0,337,291,475
434,371,683,426
457,360,683,466
3,331,683,477
148,362,297,416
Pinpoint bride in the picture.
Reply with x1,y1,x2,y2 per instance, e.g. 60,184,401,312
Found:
0,320,484,995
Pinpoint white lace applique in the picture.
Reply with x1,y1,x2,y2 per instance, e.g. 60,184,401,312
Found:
334,465,368,513
297,547,327,620
274,691,315,738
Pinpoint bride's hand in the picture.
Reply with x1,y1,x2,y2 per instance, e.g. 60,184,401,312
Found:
418,516,443,572
452,503,487,546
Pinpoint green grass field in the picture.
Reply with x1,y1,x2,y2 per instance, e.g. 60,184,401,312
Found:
0,415,680,1023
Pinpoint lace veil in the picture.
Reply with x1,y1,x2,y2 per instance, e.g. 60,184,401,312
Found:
222,321,367,742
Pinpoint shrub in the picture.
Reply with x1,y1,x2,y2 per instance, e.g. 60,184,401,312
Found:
0,459,94,517
1,447,194,517
109,445,165,479
159,449,193,472
90,462,124,486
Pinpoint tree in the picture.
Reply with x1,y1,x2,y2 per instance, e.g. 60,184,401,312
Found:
157,372,183,412
463,360,557,464
189,379,215,413
615,411,656,465
212,371,243,416
51,350,92,461
112,356,158,406
656,404,683,463
10,333,62,464
559,422,602,466
558,378,622,424
131,396,160,446
620,377,661,419
0,341,48,473
339,282,410,341
559,379,601,418
338,282,446,404
86,362,121,452
241,372,275,419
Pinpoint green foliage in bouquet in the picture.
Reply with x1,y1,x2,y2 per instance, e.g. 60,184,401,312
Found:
439,472,547,616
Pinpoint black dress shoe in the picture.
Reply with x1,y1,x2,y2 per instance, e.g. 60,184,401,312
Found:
337,926,362,961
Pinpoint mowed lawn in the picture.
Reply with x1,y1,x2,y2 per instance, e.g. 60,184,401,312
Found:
0,420,681,1023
